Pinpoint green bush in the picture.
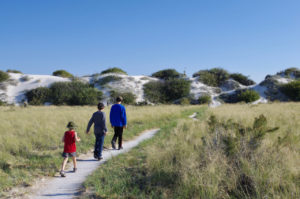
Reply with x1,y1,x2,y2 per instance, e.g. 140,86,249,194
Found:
237,90,260,103
109,90,136,105
52,70,73,78
143,81,166,103
179,97,190,105
96,75,122,86
0,70,10,82
151,69,182,80
26,87,51,105
143,79,191,103
0,100,6,106
198,95,212,104
193,68,230,87
50,81,102,105
230,73,256,86
100,67,127,75
278,67,300,79
6,69,22,74
280,80,300,101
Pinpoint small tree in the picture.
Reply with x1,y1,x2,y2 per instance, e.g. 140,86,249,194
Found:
237,90,260,103
52,70,73,78
163,79,191,102
198,95,212,104
280,80,300,101
26,87,51,105
7,69,22,74
0,70,9,82
100,67,127,75
151,69,182,80
230,73,256,86
143,81,166,103
110,90,136,105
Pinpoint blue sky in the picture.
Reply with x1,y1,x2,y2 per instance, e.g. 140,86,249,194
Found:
0,0,300,83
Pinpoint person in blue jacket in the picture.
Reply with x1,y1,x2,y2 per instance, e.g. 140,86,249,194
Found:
110,96,127,150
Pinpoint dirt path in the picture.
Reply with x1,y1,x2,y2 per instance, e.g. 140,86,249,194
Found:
18,129,160,199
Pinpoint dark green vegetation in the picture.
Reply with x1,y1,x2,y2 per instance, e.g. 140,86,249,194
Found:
151,69,183,80
198,95,212,104
280,80,300,101
143,79,191,103
100,67,127,75
230,73,256,86
96,75,122,86
277,67,300,79
109,90,136,105
26,82,103,105
193,68,255,87
6,69,22,74
52,70,74,78
0,70,10,82
220,89,260,103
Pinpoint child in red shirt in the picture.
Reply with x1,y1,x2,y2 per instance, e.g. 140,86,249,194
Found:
60,121,80,177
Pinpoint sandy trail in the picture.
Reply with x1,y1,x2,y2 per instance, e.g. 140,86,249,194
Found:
21,129,160,199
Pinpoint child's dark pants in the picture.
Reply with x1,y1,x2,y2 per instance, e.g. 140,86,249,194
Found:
94,133,105,158
112,127,123,148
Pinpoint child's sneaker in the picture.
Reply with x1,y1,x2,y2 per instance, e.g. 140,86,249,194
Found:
111,141,116,149
73,168,77,173
97,156,103,161
60,171,66,177
118,146,123,150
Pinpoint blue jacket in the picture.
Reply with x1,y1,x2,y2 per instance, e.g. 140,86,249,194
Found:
110,104,127,127
86,111,107,135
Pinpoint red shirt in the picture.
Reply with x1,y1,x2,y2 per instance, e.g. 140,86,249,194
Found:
63,130,76,153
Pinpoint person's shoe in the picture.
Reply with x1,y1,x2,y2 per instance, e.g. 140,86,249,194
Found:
111,141,116,149
60,171,66,177
97,156,103,161
73,168,77,173
94,154,98,159
118,147,123,150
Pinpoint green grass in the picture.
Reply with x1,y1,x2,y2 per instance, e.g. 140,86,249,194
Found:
0,105,199,195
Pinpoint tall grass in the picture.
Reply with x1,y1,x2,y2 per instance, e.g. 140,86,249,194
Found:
81,103,299,199
0,105,199,195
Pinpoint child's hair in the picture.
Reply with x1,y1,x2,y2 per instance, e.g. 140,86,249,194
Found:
98,102,105,110
67,121,76,129
116,96,123,102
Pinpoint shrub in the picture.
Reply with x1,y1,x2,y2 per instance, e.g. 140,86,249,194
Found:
179,97,190,105
193,68,230,87
143,81,166,103
151,69,182,80
20,75,32,82
96,75,122,86
0,100,6,106
50,81,103,105
237,90,260,103
163,79,191,102
26,87,51,105
198,95,212,104
280,80,300,101
230,73,256,86
109,90,136,105
6,69,22,74
100,67,127,75
0,70,10,82
278,67,300,79
52,70,73,78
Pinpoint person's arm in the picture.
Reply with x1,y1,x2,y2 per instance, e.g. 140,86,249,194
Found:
75,132,81,142
61,133,65,143
110,106,114,128
103,112,108,135
121,106,127,128
86,113,94,134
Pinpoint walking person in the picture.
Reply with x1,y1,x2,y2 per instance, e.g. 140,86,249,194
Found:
60,121,81,177
86,102,107,160
110,96,127,150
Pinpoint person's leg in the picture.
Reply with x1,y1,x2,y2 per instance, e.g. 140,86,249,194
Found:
116,127,123,149
94,134,100,158
111,127,118,149
98,134,105,158
72,156,77,169
61,157,68,171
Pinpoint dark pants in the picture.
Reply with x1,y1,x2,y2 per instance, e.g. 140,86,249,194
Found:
112,127,123,148
94,134,105,158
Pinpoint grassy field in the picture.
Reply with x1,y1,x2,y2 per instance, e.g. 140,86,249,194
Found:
80,103,299,199
0,105,200,196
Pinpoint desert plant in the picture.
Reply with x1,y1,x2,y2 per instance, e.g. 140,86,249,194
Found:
96,75,122,86
198,95,212,104
109,90,136,105
163,78,191,102
0,70,9,83
52,70,73,78
6,69,22,74
280,80,300,101
50,81,102,105
151,69,182,80
100,67,127,75
230,73,256,86
278,67,300,79
237,90,260,103
193,68,230,87
143,81,166,103
26,87,51,105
